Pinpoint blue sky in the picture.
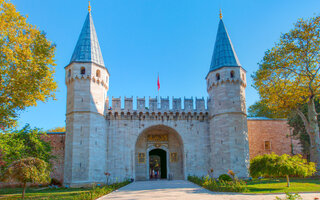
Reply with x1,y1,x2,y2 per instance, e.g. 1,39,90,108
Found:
12,0,320,130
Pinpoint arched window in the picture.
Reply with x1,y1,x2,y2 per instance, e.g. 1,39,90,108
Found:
106,76,109,83
230,70,235,78
216,73,220,81
81,67,86,75
68,69,71,77
242,74,245,81
96,69,100,78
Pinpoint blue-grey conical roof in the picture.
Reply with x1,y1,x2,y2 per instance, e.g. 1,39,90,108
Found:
70,12,105,67
209,19,241,72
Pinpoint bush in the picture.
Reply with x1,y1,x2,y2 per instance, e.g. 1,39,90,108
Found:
188,175,248,192
275,192,303,200
219,174,232,182
75,180,130,200
188,176,204,186
250,153,316,187
50,178,62,186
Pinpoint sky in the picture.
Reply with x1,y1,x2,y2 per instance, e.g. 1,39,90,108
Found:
11,0,320,130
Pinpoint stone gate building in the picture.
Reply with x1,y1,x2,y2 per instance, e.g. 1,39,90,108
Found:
64,8,263,186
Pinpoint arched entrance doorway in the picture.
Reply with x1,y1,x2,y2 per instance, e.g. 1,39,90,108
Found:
149,149,167,179
135,125,184,181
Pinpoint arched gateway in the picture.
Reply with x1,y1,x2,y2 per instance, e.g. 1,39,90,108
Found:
135,125,184,181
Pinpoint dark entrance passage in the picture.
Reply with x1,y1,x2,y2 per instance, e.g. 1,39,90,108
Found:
149,149,167,179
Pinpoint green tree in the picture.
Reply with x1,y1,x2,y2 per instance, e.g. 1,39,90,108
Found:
2,157,51,199
0,0,57,129
0,149,5,167
0,124,53,174
250,153,316,187
248,100,286,118
252,16,320,172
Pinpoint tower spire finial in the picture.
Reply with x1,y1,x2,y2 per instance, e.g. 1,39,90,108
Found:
88,1,91,13
70,1,105,67
219,9,223,20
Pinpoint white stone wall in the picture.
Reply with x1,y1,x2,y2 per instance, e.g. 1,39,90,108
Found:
105,114,211,183
64,62,109,186
207,66,249,178
210,114,249,177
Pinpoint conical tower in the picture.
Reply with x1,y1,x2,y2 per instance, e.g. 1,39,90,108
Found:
64,3,109,187
206,10,249,177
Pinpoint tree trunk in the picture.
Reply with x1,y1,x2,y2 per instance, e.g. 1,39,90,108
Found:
22,182,26,199
307,99,320,174
296,99,320,174
286,175,290,187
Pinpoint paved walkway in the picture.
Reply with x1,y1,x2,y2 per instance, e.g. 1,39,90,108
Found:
98,180,320,200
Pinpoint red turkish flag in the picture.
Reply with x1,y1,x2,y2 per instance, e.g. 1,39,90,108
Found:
157,74,160,91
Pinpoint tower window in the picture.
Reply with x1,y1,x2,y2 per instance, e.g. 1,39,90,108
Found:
230,71,235,78
264,141,271,150
68,69,71,77
96,69,101,78
81,67,86,75
216,73,220,81
242,74,245,81
106,76,109,83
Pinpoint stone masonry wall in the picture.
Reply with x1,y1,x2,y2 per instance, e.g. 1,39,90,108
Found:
64,62,109,186
42,133,65,184
207,66,249,178
247,119,303,159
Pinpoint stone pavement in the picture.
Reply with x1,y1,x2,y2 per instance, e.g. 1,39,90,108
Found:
98,180,320,200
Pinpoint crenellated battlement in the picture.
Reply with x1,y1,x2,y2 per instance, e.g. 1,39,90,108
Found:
106,109,209,121
105,96,208,114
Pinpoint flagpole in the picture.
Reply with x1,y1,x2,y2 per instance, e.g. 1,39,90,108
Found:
158,72,160,108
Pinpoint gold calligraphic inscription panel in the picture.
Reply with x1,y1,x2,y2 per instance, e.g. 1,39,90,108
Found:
170,152,178,162
138,153,145,163
147,134,168,142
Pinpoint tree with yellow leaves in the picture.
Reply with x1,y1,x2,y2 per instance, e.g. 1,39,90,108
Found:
47,126,65,132
253,16,320,173
0,0,57,129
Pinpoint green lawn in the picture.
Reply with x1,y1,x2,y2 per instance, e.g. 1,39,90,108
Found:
0,181,130,200
0,178,319,199
0,187,93,200
245,178,320,194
